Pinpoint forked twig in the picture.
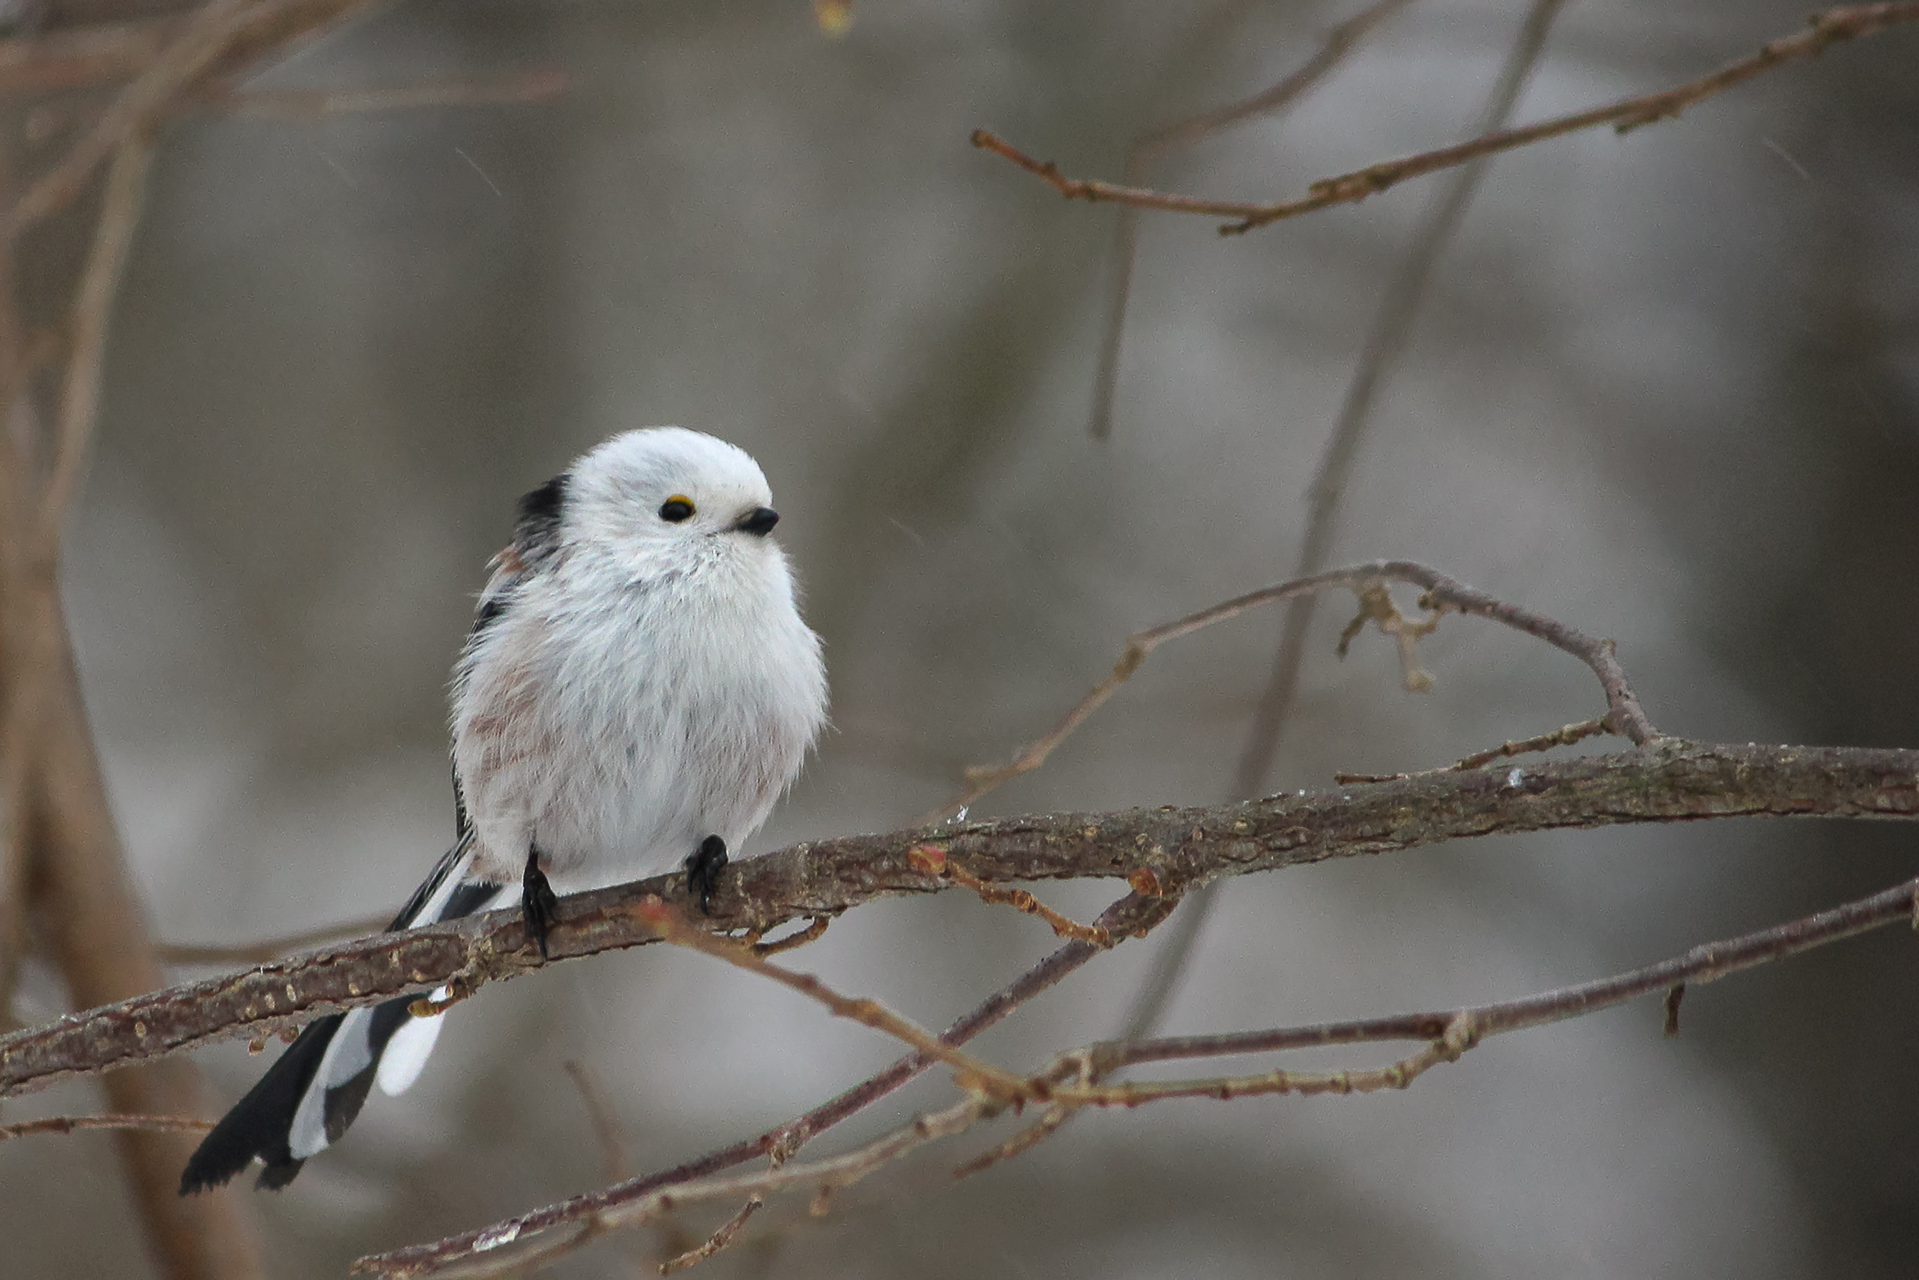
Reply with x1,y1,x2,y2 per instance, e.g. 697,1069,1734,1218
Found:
360,874,1919,1276
921,560,1660,826
355,891,1175,1277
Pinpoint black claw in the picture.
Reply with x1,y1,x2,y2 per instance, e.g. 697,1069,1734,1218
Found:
684,835,728,915
522,848,560,959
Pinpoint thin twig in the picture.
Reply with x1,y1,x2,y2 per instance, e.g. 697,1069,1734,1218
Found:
1089,0,1416,437
1100,877,1919,1070
0,19,182,98
909,844,1110,945
972,3,1919,236
1449,718,1609,771
748,914,831,956
0,1111,213,1141
25,67,568,140
355,891,1173,1279
657,1196,763,1275
4,0,250,239
636,897,1034,1102
1059,1012,1480,1106
922,559,1660,826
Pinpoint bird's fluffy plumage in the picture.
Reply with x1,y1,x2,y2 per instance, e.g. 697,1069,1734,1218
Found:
181,427,827,1193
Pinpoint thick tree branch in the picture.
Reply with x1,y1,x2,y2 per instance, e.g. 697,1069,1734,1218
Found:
6,738,1917,1098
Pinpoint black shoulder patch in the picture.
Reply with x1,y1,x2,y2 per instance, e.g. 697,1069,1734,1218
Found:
515,473,569,564
469,592,511,638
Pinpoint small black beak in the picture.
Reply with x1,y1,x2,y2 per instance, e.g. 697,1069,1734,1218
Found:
736,506,779,536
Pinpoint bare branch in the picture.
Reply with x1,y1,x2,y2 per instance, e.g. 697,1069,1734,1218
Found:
0,1111,213,1141
352,890,1173,1279
358,1095,1000,1278
657,1196,762,1275
637,898,1033,1101
368,873,1919,1276
972,3,1919,236
925,558,1660,826
909,844,1110,945
561,1060,633,1184
1446,718,1610,772
8,737,1919,1098
1091,875,1919,1073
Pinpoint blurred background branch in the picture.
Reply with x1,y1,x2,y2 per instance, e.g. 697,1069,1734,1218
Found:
0,2,563,1276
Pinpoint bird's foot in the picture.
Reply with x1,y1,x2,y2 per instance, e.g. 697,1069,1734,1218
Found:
522,849,560,959
684,835,728,915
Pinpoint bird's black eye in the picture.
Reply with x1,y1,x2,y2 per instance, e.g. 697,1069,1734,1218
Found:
659,496,696,523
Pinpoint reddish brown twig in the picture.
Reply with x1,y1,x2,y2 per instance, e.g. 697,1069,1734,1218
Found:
0,19,183,98
922,559,1660,826
746,915,830,957
354,890,1172,1278
636,897,1032,1101
974,3,1919,237
1097,876,1919,1071
909,845,1110,945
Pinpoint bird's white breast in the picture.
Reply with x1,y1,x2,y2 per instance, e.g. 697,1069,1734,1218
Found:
452,543,825,891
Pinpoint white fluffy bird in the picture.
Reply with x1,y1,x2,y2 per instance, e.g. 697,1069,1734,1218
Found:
181,428,828,1193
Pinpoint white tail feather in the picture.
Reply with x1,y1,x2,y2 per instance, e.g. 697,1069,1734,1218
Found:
288,1007,376,1158
377,997,449,1097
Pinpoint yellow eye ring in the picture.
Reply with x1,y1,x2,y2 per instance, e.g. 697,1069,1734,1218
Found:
659,496,696,523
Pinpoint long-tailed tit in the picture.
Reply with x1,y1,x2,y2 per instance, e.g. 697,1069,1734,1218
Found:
180,428,828,1193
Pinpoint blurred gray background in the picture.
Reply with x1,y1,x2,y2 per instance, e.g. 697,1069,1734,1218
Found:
5,0,1918,1275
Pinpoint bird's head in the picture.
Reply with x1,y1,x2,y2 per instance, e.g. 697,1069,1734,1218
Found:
558,427,788,579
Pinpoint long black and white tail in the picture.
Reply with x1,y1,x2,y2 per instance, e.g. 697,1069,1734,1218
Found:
179,837,510,1193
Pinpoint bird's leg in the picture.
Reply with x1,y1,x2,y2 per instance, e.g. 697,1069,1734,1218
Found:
522,845,560,960
684,835,727,915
